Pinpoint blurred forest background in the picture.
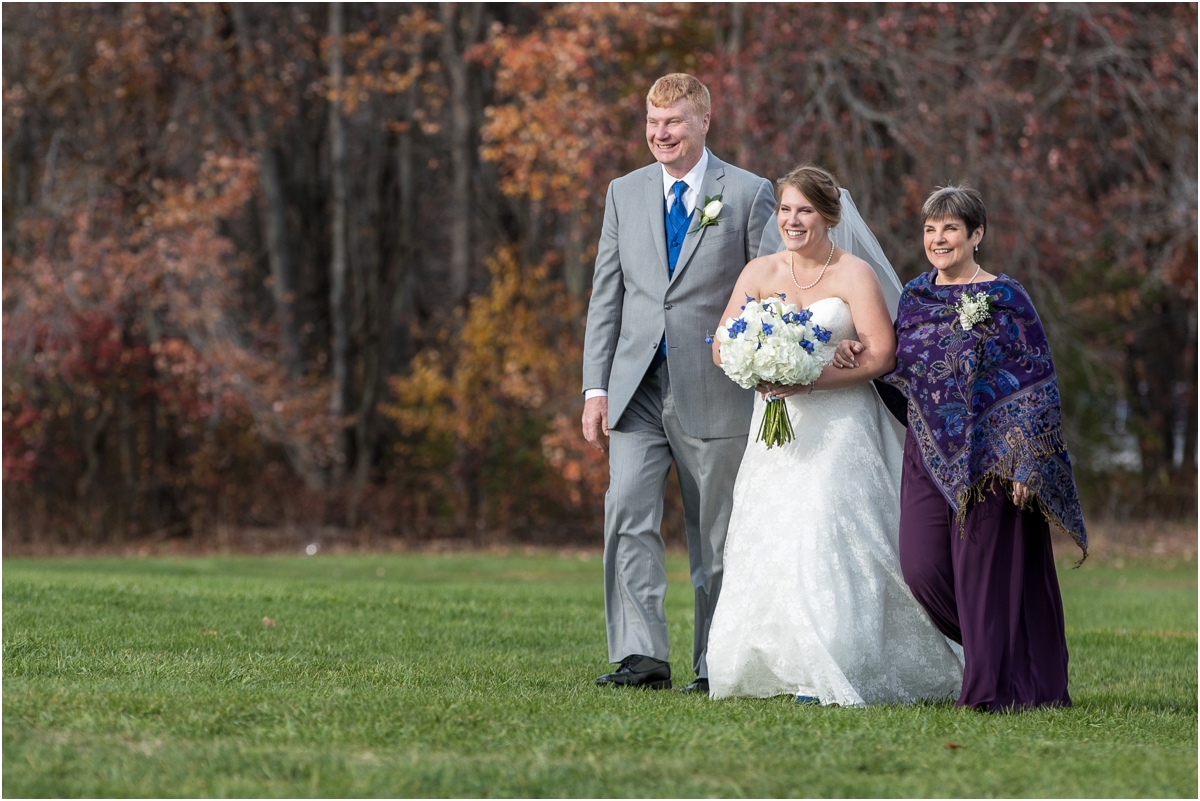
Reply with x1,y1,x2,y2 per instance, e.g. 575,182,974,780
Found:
3,2,1196,550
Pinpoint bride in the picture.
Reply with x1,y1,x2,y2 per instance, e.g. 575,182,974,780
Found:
705,165,963,706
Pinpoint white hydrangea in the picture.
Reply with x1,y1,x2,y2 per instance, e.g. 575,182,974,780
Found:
715,296,830,390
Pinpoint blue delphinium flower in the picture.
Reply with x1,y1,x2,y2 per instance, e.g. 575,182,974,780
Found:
712,294,832,449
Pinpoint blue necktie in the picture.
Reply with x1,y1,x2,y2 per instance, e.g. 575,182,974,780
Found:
653,181,691,372
666,180,689,279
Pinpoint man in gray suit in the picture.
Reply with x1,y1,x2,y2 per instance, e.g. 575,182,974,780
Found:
581,74,777,692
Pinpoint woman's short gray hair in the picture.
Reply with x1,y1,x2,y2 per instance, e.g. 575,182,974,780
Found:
922,184,987,236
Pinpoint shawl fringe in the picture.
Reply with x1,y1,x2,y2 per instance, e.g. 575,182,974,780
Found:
952,471,1089,568
888,272,1088,562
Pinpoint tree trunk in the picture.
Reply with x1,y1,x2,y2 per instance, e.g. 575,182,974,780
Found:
75,399,113,540
349,121,388,528
440,2,480,305
328,1,351,485
229,3,302,376
441,2,487,536
727,3,749,169
1126,295,1192,514
389,78,418,364
1180,306,1197,477
117,391,136,541
563,209,589,301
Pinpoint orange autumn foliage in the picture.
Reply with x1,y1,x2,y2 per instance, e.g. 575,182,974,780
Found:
2,3,1194,546
383,246,606,527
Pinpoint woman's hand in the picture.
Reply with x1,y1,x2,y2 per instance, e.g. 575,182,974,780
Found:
833,339,863,368
1011,481,1033,507
756,380,811,400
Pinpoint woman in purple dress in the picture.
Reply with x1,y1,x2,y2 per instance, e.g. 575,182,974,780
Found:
840,184,1087,711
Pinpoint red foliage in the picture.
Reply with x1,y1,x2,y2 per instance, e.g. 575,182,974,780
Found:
2,3,1194,544
482,3,1197,512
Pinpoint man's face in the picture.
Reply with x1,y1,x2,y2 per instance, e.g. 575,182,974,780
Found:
645,98,709,176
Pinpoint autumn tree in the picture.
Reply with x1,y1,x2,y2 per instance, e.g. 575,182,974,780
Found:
483,2,1197,517
2,3,1194,548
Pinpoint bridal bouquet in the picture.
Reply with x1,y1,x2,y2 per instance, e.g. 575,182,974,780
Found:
710,295,832,448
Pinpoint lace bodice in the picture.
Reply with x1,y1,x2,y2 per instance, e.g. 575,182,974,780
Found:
706,297,964,706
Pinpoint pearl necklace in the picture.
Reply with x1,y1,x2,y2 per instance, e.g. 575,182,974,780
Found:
789,242,836,291
940,263,982,285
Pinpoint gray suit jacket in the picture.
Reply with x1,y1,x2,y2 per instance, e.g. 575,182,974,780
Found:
582,150,778,439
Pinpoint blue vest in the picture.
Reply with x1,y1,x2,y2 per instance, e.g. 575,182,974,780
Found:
665,195,693,278
653,194,693,369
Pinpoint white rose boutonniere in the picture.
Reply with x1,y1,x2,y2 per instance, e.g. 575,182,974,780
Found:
953,290,993,331
691,194,723,232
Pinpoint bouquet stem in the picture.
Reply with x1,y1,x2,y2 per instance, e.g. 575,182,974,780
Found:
757,397,795,449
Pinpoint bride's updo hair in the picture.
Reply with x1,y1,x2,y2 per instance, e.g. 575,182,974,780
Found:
776,165,841,227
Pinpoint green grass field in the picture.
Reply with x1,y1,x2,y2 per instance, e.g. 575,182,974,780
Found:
3,551,1196,798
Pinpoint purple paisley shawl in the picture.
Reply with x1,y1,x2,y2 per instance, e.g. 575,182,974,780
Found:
884,270,1087,559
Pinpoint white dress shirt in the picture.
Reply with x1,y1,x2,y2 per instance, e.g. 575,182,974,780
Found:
585,150,710,401
661,148,708,217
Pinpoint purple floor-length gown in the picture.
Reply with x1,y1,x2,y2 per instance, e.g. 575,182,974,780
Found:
897,430,1071,711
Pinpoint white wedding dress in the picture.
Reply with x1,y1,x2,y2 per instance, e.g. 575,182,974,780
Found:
707,297,964,706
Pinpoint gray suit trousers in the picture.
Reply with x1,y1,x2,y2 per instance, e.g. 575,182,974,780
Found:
604,361,748,678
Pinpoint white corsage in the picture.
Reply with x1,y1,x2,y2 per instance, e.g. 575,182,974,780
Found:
691,194,723,232
954,290,993,331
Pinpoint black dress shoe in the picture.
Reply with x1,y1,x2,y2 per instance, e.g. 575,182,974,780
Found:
595,654,671,689
676,678,709,693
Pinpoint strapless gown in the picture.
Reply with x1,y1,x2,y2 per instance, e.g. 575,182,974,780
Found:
707,297,964,706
